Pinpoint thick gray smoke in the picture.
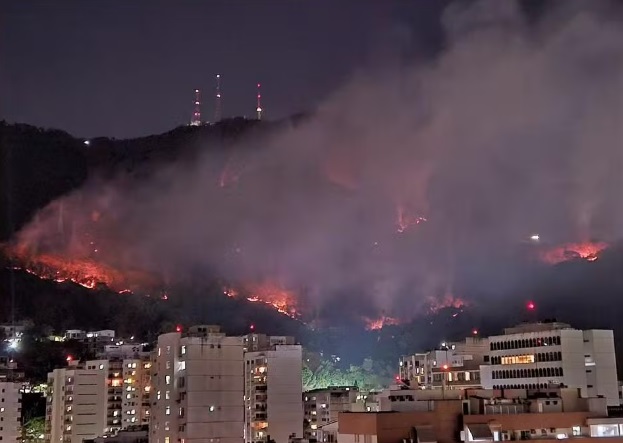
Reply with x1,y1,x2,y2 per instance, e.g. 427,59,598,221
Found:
13,0,623,320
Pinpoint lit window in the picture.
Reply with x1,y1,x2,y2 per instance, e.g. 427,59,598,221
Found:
165,437,170,443
209,405,215,412
126,394,131,399
501,355,535,365
158,348,161,356
165,391,170,400
165,406,171,415
99,364,104,370
165,375,171,385
572,427,581,436
181,346,186,355
179,361,186,371
157,391,161,400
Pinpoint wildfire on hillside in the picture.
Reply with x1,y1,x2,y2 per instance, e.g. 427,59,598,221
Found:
426,293,467,314
364,315,401,331
223,282,300,319
539,241,608,265
1,244,161,294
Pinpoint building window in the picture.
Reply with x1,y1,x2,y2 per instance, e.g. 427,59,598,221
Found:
165,406,171,415
165,376,171,385
501,355,535,365
572,426,581,436
165,391,170,400
181,346,186,355
165,438,170,443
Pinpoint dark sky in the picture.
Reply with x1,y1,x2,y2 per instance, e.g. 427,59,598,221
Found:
1,0,448,139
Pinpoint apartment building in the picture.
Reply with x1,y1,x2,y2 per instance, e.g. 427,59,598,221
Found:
303,387,358,442
480,321,619,406
46,356,151,443
46,365,108,443
150,325,245,443
120,357,151,428
0,381,22,443
399,336,488,390
337,387,623,443
244,339,303,443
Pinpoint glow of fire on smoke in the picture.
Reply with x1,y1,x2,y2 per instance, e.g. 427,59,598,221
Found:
396,204,427,233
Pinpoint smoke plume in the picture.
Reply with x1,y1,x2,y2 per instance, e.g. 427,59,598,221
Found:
11,0,623,321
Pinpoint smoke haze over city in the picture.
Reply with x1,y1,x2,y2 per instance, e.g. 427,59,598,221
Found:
9,0,623,324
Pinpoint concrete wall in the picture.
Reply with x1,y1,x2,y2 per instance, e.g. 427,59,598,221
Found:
584,330,619,406
265,345,303,443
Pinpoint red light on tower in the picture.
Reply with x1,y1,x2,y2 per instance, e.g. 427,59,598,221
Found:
442,364,449,370
66,355,73,362
250,324,255,331
527,301,536,310
176,325,182,333
472,329,478,335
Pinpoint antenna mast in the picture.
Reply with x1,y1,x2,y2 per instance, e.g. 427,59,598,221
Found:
190,89,201,126
256,83,263,121
214,74,222,122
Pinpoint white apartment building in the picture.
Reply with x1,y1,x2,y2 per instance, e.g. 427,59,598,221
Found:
399,337,488,390
46,365,108,443
480,322,619,406
0,382,21,443
244,341,303,443
150,325,245,443
46,357,151,443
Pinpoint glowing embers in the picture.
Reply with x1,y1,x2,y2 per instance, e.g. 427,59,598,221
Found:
396,204,427,233
501,355,535,365
539,241,608,264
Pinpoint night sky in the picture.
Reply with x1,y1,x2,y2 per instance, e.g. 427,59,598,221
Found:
1,1,448,139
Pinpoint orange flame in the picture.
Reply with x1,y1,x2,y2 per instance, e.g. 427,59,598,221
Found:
539,241,608,265
364,316,401,330
223,282,300,319
2,245,161,294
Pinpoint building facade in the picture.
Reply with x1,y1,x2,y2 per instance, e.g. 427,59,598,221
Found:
303,387,359,442
46,365,108,443
480,322,619,406
46,356,152,443
399,337,488,390
150,325,245,443
244,340,303,443
0,381,21,443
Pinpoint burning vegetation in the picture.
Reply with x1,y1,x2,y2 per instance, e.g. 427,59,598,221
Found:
539,241,608,265
223,282,301,320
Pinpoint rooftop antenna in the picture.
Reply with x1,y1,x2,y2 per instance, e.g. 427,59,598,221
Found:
190,89,201,126
214,74,222,122
256,83,263,121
